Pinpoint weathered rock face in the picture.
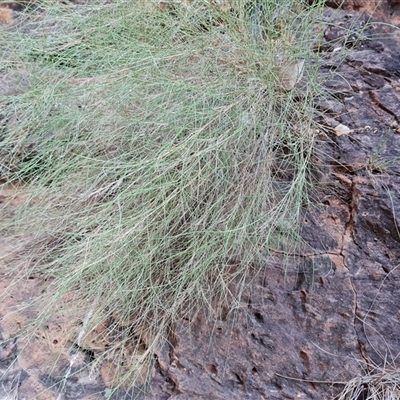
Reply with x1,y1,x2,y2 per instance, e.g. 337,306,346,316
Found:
325,0,400,12
323,0,400,24
1,5,400,400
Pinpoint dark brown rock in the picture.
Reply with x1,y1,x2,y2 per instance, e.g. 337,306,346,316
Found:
324,0,400,24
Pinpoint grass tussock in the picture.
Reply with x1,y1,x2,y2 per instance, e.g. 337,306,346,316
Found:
338,369,400,400
1,0,326,390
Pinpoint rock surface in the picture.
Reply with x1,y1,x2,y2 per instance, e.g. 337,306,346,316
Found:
325,0,400,22
1,4,400,400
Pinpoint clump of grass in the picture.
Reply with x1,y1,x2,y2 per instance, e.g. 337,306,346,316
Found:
337,369,400,400
1,0,326,392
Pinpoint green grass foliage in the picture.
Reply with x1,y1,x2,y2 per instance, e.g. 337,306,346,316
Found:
0,0,326,390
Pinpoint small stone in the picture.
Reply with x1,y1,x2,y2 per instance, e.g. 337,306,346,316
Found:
0,7,12,24
334,124,352,136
